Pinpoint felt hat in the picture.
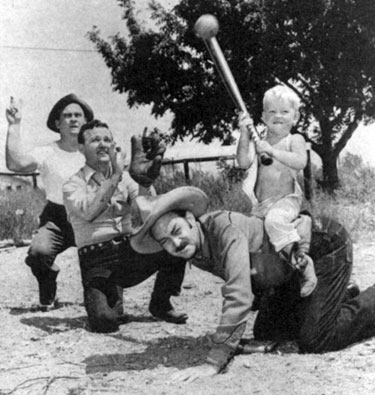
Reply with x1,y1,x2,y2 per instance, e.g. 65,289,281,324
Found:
130,186,208,254
47,93,94,133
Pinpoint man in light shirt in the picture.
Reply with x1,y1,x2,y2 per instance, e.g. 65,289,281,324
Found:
5,94,93,310
63,120,187,333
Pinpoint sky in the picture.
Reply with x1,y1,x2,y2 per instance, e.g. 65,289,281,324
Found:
0,0,374,173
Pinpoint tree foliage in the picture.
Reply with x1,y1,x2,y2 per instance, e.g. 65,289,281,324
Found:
88,0,375,190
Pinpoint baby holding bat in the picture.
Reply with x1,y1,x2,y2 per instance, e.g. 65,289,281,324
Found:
237,84,317,297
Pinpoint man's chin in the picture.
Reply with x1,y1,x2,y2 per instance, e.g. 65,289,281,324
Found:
177,246,195,260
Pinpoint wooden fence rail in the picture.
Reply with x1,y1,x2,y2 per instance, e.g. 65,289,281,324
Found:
0,172,39,189
162,154,236,181
0,151,312,200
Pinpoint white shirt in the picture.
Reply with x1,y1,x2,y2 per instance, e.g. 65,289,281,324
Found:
30,142,85,204
63,165,147,248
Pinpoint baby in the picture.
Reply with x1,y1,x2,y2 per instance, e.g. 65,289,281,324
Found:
237,84,317,297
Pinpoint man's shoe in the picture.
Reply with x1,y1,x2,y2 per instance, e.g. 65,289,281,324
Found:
344,280,360,302
38,299,58,312
38,269,59,307
150,307,188,324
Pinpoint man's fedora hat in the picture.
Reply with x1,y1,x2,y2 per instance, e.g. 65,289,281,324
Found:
47,93,94,133
130,186,208,254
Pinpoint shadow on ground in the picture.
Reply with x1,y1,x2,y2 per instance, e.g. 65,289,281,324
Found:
20,315,88,333
84,335,210,373
8,301,80,315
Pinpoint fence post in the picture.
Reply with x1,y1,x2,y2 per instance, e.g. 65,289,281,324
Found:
304,142,312,201
183,160,190,181
32,173,38,189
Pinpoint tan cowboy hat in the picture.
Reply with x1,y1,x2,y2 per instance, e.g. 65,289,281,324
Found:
47,93,94,133
130,186,208,254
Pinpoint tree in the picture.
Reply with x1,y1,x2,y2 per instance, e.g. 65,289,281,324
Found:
88,0,375,191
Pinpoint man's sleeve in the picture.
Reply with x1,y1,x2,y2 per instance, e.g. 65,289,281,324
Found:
63,174,111,222
124,171,156,203
206,222,253,369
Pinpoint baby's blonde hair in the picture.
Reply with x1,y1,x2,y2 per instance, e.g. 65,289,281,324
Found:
263,85,301,111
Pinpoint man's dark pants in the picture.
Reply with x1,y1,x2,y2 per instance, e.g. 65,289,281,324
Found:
78,237,186,333
254,217,375,352
25,201,75,305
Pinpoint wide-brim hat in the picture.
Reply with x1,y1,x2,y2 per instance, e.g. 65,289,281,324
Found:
47,93,94,133
130,186,208,254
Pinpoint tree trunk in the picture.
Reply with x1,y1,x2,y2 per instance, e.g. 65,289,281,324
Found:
321,152,340,193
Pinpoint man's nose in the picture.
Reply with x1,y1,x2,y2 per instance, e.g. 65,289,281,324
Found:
172,237,181,249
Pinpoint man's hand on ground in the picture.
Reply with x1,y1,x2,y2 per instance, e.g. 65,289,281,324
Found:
129,128,166,187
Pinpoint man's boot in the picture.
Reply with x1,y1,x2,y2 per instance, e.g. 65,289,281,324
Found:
149,293,188,324
38,268,59,311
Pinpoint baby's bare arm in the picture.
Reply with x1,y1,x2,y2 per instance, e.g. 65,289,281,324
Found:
236,112,257,169
257,134,307,170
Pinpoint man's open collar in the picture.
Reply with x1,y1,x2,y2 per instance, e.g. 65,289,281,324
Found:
81,164,113,183
81,164,97,183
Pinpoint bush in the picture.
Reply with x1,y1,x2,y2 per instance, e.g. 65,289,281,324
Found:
155,164,252,214
0,186,46,243
306,153,375,241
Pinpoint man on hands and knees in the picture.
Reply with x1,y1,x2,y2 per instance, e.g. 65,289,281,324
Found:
63,120,187,333
130,186,375,383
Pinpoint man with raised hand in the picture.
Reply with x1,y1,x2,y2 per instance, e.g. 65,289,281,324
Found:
63,120,187,333
5,94,93,311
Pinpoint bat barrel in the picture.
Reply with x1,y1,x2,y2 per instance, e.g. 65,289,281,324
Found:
202,35,273,166
204,37,248,114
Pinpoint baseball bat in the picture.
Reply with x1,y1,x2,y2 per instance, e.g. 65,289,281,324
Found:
196,22,272,165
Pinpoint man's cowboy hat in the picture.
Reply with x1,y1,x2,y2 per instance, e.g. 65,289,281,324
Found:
47,93,94,133
130,186,208,254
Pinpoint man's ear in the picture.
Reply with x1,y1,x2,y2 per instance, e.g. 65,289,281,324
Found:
55,119,60,131
185,211,196,227
78,144,85,154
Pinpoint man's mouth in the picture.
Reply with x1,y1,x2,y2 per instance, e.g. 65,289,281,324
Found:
176,242,189,253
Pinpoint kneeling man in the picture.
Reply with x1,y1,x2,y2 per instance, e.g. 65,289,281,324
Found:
63,120,187,333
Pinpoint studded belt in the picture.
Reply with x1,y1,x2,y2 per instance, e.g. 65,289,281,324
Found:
78,235,130,257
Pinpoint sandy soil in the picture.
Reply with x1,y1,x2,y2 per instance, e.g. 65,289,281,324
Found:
1,240,375,395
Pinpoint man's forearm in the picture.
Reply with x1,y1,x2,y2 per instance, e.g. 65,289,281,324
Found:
6,123,36,172
82,172,122,221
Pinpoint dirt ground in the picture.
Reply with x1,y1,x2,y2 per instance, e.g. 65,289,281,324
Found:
1,240,375,395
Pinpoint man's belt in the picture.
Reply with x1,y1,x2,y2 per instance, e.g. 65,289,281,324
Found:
78,235,130,258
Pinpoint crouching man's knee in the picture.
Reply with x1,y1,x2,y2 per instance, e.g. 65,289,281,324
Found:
84,286,119,333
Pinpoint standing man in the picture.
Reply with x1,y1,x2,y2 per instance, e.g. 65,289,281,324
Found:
63,120,187,333
130,186,375,383
5,94,94,310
